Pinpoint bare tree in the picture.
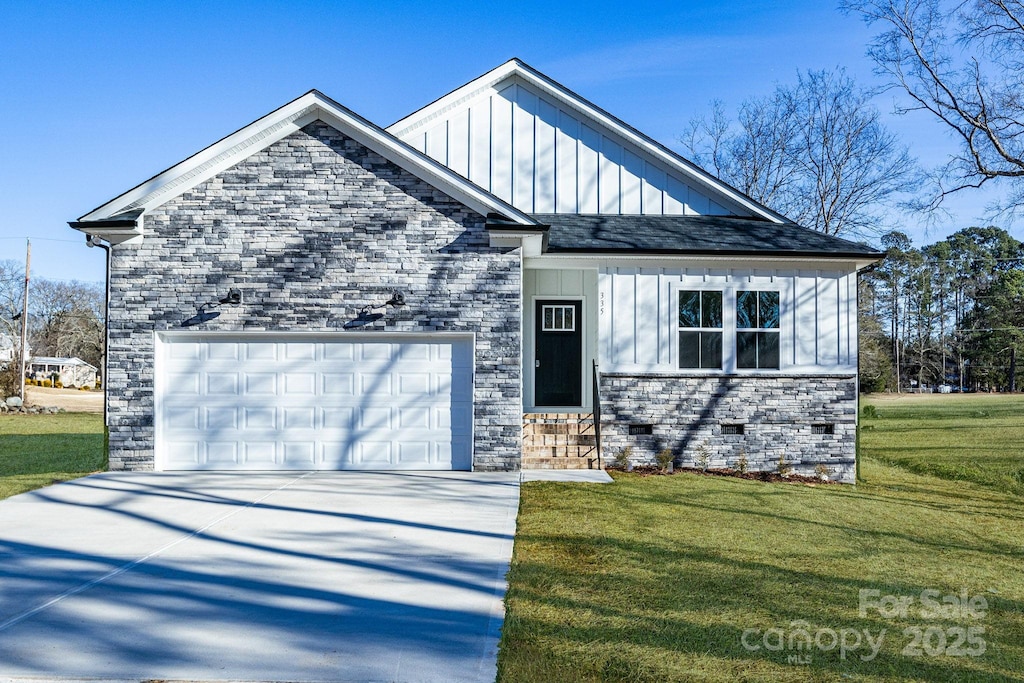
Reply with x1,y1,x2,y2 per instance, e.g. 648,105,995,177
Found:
844,0,1024,215
29,280,104,369
683,69,920,237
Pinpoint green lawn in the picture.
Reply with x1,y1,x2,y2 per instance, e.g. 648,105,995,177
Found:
860,393,1024,496
0,413,106,500
499,395,1024,682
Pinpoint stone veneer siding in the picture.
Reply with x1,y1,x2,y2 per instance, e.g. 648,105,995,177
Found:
105,121,522,471
598,374,858,483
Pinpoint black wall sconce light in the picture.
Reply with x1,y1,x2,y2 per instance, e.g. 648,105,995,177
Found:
344,290,406,328
182,288,243,327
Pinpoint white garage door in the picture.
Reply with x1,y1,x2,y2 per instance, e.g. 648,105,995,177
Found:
155,334,473,471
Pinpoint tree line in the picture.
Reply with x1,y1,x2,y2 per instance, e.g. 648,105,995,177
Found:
860,226,1024,393
0,259,103,396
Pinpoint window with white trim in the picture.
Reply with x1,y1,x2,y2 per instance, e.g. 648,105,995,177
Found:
736,291,780,369
678,290,723,369
541,304,576,331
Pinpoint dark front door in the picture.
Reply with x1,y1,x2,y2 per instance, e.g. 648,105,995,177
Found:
535,300,583,406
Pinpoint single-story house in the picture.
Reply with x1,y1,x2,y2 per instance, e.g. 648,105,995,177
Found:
69,59,880,482
0,333,15,364
28,356,99,388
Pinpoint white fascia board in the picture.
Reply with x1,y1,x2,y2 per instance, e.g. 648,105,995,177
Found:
524,254,875,272
387,59,788,223
79,90,537,230
389,60,521,136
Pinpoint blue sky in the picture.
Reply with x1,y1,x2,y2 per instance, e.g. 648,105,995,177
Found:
0,0,1014,283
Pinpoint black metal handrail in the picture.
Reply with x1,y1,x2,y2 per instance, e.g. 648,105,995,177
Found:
592,359,602,469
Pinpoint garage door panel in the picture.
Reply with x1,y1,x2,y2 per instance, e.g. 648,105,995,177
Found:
245,343,277,361
207,442,238,464
206,406,238,430
208,344,240,360
284,407,315,429
284,343,316,361
166,373,201,395
206,373,238,395
243,442,277,465
322,373,355,395
398,405,430,429
283,442,316,465
398,442,430,464
243,407,276,429
244,373,277,395
158,335,472,471
165,442,201,466
283,373,316,395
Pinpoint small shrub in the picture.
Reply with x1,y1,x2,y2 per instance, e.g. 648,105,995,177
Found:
861,404,878,419
611,446,633,470
814,463,832,480
695,442,711,471
777,453,792,476
42,379,52,388
735,448,749,474
54,381,63,389
655,448,674,472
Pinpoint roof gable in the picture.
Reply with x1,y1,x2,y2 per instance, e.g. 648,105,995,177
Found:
71,90,538,244
387,59,787,222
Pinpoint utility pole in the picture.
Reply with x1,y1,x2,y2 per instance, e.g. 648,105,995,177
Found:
18,240,29,403
1010,346,1017,393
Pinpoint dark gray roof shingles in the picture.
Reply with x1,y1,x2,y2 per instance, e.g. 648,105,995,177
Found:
530,213,882,258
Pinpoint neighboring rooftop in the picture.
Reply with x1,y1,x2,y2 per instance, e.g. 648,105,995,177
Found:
30,356,98,368
531,214,883,258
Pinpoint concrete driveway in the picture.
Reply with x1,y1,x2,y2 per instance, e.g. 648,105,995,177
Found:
0,471,520,682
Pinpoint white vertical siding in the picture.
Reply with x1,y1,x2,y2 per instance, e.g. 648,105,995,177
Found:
448,109,470,178
535,99,557,213
555,111,579,213
817,273,840,367
578,124,600,213
393,79,739,217
598,266,858,373
469,100,491,189
513,87,536,210
491,85,514,203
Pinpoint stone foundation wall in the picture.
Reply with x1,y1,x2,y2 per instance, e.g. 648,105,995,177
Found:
598,374,857,483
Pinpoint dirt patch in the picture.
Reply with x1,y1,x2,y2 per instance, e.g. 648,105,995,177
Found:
24,386,103,413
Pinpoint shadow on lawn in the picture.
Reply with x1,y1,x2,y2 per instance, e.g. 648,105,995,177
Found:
503,535,1024,683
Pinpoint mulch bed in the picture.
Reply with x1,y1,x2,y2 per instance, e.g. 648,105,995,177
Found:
607,465,838,485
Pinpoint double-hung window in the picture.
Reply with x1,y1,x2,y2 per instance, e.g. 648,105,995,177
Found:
736,291,780,369
678,290,723,369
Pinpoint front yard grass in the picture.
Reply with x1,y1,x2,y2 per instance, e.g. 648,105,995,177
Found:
860,392,1024,496
499,395,1024,682
0,413,106,500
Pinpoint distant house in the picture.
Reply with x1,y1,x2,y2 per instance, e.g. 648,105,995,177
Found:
28,356,98,388
0,334,14,364
69,59,881,480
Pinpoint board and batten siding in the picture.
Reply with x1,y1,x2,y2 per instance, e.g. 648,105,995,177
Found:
598,267,858,373
397,78,737,217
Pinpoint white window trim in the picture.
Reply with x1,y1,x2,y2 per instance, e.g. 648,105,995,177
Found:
669,284,786,374
735,289,782,370
541,304,577,332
